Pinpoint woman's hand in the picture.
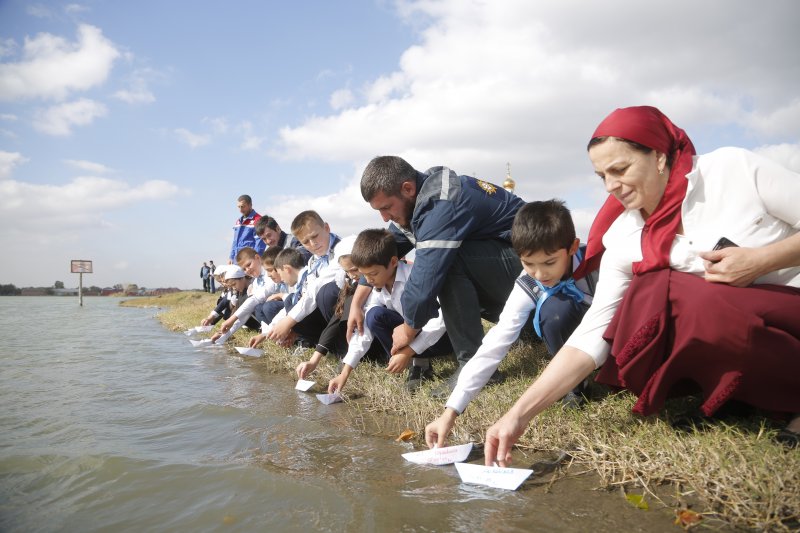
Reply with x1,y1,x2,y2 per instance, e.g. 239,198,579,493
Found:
483,411,527,467
700,246,766,287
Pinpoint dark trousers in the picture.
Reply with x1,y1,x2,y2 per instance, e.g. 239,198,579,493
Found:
287,281,340,346
256,299,285,325
437,239,520,365
365,306,452,361
537,294,590,357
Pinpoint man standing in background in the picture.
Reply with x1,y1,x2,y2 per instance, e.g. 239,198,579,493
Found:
229,195,266,264
200,262,211,292
208,260,217,292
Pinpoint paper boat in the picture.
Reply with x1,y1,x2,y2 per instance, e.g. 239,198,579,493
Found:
402,443,473,466
195,325,213,333
315,392,343,405
454,462,533,491
235,347,262,357
189,339,213,347
295,379,316,391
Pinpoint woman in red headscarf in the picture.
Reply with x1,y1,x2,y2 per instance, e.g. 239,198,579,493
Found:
484,106,800,466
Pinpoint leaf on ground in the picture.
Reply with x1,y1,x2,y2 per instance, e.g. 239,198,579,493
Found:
396,429,416,442
674,509,702,528
625,493,649,510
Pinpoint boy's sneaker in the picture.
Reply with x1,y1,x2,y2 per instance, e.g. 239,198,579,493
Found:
405,359,434,392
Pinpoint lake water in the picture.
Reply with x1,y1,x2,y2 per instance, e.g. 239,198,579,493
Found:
0,297,675,532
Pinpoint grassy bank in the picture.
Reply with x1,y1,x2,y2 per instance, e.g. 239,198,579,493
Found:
126,291,800,531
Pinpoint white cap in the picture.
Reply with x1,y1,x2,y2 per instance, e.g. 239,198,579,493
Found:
333,235,358,265
224,266,246,280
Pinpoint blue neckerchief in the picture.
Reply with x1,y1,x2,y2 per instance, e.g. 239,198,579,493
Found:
531,248,585,338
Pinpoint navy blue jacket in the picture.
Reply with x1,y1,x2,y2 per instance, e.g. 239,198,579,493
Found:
392,166,525,328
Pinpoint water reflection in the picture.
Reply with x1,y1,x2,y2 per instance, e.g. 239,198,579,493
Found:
0,297,675,532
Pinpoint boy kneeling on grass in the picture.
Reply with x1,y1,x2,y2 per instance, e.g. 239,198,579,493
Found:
325,229,452,394
425,199,599,448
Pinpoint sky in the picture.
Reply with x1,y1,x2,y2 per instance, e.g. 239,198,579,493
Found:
1,0,798,290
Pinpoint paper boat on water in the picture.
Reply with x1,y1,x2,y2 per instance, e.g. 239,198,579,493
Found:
185,325,214,336
315,392,343,405
295,379,316,391
402,443,473,466
189,339,214,347
235,347,262,357
454,462,533,491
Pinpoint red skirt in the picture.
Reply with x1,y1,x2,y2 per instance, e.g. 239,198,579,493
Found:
596,269,800,417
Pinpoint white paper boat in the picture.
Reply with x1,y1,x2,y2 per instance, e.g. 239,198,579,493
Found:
195,325,213,333
189,339,213,347
215,330,233,344
315,392,343,405
402,443,473,466
185,329,196,336
454,462,533,491
235,347,262,357
295,379,316,391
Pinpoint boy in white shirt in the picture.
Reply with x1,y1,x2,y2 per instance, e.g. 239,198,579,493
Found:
266,211,343,347
425,200,598,448
327,229,451,394
214,246,281,340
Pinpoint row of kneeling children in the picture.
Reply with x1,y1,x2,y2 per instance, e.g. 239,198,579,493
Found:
199,201,598,445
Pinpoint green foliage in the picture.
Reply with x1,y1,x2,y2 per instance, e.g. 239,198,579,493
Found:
0,284,20,295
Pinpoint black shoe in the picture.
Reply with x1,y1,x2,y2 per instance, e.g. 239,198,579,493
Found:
406,359,434,392
776,428,799,449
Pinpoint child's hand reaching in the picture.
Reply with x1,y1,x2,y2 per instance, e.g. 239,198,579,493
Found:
296,360,316,379
328,374,347,394
387,351,414,374
249,334,266,348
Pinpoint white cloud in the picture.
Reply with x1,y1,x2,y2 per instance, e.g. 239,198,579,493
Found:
753,143,800,173
273,0,800,223
174,128,211,148
113,86,155,104
330,88,354,110
65,4,90,14
64,159,113,174
0,24,120,101
236,121,265,151
0,176,184,231
0,38,17,58
26,4,53,18
33,98,107,135
203,116,229,135
0,151,29,179
0,113,17,121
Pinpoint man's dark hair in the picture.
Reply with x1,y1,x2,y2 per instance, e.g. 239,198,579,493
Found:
238,194,253,205
511,200,576,256
260,246,281,266
360,155,417,202
255,215,280,237
274,248,306,270
350,228,398,268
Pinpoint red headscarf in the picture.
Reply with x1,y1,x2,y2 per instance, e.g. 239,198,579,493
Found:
573,106,696,278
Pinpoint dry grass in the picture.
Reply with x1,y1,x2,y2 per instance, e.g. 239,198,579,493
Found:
128,291,800,531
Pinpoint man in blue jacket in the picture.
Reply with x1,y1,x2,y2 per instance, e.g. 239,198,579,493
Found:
229,194,266,264
357,155,525,392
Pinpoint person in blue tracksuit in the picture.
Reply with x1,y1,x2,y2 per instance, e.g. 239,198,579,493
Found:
355,155,526,392
229,194,266,263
